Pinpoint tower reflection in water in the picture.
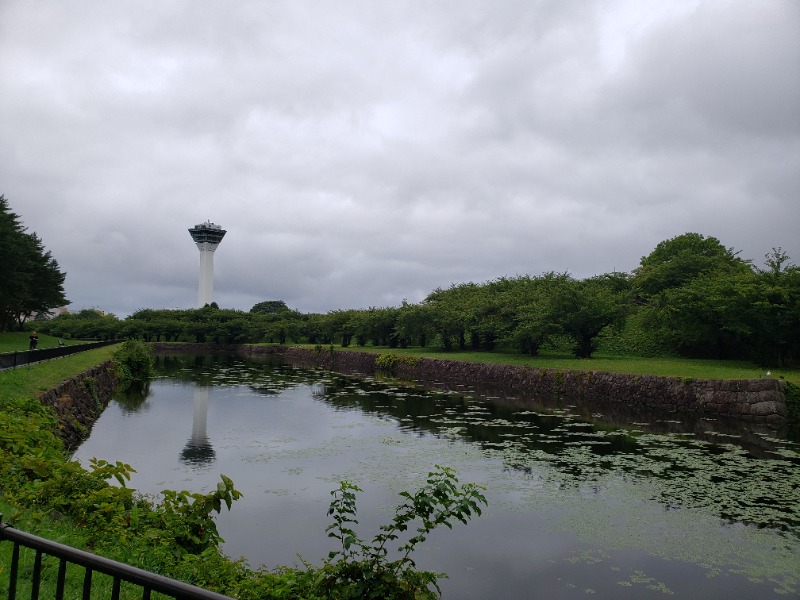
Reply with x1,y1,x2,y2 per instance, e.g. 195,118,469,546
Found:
180,386,216,467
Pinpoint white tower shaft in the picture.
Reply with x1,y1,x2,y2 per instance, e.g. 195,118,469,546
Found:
197,246,216,307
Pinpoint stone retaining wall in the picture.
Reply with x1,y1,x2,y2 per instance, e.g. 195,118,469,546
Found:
38,361,120,451
278,347,790,425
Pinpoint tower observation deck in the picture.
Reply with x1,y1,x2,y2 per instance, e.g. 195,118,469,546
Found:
188,221,226,307
189,221,227,249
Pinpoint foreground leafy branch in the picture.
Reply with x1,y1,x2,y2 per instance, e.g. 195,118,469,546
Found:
321,465,488,599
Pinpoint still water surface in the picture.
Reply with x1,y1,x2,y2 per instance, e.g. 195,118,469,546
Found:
72,354,800,599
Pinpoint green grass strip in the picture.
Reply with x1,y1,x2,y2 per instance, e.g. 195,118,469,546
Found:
291,344,800,384
0,345,120,402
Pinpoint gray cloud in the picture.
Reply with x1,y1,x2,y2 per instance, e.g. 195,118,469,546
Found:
1,0,797,317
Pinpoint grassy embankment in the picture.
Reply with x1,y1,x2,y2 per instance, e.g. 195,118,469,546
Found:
0,343,131,597
0,341,119,398
289,343,800,384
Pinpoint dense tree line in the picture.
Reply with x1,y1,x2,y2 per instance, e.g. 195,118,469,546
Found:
33,233,800,367
632,234,799,366
0,196,68,331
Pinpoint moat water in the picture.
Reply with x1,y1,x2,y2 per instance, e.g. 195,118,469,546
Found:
72,353,800,599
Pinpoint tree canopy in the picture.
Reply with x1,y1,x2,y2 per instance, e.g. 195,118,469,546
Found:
0,195,68,331
632,236,799,365
250,300,290,314
634,232,750,297
29,229,799,367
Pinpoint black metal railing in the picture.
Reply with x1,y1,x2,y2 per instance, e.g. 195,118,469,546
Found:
0,340,121,371
0,518,234,600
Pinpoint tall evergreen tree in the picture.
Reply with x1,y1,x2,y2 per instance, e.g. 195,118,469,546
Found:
0,195,68,330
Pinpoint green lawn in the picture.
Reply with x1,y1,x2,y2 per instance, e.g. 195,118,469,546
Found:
0,331,85,353
290,344,800,384
0,344,120,400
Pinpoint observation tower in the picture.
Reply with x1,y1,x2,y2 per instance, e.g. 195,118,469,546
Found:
188,221,226,307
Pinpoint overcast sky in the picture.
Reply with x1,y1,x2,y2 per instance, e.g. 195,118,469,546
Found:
1,1,798,317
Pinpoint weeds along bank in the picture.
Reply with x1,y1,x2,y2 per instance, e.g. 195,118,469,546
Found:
37,361,119,450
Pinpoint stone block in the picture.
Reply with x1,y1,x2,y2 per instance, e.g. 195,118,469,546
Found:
750,401,779,416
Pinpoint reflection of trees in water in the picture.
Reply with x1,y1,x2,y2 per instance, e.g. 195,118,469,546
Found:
180,386,215,468
310,374,800,534
325,372,794,458
312,377,640,456
154,353,309,395
114,381,152,414
154,352,795,460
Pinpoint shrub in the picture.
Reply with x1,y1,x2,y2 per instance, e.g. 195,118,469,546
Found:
146,475,242,558
112,339,155,385
375,353,419,374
